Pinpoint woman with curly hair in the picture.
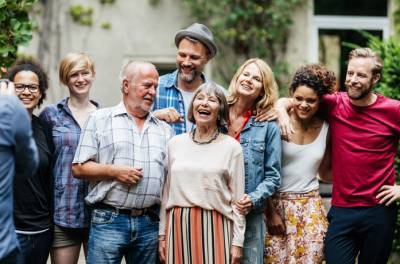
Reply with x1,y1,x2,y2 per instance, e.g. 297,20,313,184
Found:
264,64,337,264
7,59,54,264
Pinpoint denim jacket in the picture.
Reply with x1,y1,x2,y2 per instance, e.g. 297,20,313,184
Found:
240,118,282,211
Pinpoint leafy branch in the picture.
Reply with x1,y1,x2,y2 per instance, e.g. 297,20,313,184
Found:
182,0,308,88
0,0,37,70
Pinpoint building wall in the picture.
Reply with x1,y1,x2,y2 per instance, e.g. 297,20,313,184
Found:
285,0,314,75
24,0,191,107
23,0,394,107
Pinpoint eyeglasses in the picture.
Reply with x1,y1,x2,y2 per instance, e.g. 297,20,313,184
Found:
14,83,40,93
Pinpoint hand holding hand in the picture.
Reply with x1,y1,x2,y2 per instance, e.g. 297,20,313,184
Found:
235,194,253,215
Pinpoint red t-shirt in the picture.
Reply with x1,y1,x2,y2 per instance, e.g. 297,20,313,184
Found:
322,92,400,207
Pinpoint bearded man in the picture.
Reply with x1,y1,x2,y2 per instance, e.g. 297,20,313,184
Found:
276,48,400,264
152,23,219,135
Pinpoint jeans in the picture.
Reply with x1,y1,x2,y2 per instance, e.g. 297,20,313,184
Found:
87,208,158,264
325,204,397,264
16,229,52,264
242,211,265,264
0,248,18,264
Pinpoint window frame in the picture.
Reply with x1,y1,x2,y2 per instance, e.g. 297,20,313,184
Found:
309,15,390,62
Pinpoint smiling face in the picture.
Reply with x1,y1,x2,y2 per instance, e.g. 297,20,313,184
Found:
176,38,209,83
123,64,159,117
292,85,319,121
192,90,220,128
14,70,42,115
345,57,379,101
67,68,95,97
235,63,264,102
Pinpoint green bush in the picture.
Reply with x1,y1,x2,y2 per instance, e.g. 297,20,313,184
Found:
0,0,37,71
365,34,400,253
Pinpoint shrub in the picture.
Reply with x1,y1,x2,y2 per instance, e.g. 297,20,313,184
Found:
0,0,37,72
366,33,400,253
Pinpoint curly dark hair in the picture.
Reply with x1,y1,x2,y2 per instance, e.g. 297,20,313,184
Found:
7,59,49,107
289,64,336,98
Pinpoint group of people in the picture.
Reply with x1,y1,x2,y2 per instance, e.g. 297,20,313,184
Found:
0,21,399,264
1,52,98,264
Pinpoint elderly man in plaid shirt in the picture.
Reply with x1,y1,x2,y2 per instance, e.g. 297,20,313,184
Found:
72,61,174,264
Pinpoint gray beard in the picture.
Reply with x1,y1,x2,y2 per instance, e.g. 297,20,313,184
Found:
178,68,197,83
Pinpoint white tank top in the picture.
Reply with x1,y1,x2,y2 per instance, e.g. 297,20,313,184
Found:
279,121,329,193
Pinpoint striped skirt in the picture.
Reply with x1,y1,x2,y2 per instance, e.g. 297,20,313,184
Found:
165,207,232,264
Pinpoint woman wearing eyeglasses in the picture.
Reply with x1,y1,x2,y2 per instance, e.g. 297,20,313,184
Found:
39,53,99,264
7,59,54,264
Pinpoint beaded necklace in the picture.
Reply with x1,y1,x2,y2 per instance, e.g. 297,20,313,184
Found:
191,128,220,145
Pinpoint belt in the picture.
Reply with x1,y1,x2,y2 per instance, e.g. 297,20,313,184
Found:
93,203,160,220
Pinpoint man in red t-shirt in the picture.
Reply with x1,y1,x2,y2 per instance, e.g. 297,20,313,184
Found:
277,48,400,264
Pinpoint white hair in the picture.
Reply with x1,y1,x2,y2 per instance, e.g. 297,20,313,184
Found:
118,60,156,90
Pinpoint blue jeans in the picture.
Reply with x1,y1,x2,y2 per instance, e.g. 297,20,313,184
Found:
325,205,397,264
16,229,52,264
0,248,18,264
87,208,158,264
242,211,265,264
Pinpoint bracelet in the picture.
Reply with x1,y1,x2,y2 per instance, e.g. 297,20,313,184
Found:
158,236,166,241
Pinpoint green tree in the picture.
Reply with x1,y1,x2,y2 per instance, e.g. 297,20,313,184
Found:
182,0,307,89
365,33,400,255
0,0,37,73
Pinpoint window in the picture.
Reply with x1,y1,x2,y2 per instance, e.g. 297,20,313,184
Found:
314,0,388,16
154,63,176,76
310,0,389,89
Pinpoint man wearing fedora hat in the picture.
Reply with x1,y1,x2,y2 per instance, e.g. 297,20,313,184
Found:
153,22,220,135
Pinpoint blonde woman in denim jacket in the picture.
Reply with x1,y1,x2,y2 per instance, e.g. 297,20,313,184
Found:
227,58,282,264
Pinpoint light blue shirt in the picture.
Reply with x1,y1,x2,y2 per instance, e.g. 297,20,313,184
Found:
0,95,38,260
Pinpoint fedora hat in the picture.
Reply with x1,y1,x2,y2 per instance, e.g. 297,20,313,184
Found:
175,23,217,58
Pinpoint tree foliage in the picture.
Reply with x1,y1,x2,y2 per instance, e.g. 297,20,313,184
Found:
0,0,37,71
182,0,307,87
365,33,400,254
394,0,400,37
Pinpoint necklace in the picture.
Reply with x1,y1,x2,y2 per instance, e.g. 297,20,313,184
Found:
191,128,220,145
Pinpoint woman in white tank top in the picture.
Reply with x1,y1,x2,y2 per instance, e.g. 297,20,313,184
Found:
264,64,336,264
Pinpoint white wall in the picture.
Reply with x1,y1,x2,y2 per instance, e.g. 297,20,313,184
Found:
23,0,191,107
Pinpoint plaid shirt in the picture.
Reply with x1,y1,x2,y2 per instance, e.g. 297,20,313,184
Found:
73,101,174,209
153,70,224,135
39,98,99,228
